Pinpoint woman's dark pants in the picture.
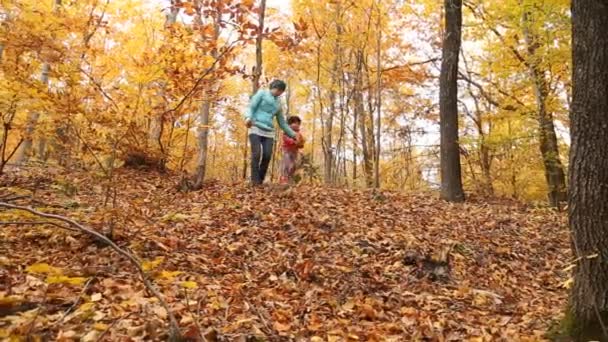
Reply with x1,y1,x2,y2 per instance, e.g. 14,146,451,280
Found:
249,134,274,185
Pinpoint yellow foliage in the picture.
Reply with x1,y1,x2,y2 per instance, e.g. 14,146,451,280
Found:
142,257,164,272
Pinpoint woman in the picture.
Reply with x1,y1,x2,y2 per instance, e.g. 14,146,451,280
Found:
245,80,299,185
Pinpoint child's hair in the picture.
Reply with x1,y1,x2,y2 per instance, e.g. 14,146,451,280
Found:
288,116,301,125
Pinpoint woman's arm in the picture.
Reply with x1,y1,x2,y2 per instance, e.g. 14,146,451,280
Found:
276,109,296,138
245,90,263,122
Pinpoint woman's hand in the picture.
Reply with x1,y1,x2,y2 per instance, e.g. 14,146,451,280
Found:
246,119,253,128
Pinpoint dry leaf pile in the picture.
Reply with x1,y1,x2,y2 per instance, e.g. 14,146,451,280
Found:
0,168,570,341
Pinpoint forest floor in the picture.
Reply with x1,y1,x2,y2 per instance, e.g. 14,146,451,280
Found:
0,167,570,341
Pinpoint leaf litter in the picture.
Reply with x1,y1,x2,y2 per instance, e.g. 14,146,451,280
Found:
0,168,569,341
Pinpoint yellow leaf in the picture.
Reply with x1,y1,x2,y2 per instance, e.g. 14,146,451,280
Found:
93,323,109,331
46,275,87,285
180,281,198,289
161,213,191,223
26,263,62,275
78,302,95,313
311,337,324,342
159,270,183,280
142,257,164,271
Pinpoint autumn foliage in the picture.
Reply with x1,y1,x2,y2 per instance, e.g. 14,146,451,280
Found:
0,168,569,340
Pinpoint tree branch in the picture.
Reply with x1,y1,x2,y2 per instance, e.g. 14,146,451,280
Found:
0,202,181,339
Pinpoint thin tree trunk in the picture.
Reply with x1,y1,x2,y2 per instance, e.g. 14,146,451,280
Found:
439,0,465,202
252,0,266,95
374,3,382,188
149,5,179,159
243,0,266,180
568,1,608,341
355,51,373,187
193,2,220,189
15,63,50,164
522,10,567,207
352,94,358,184
323,4,341,184
15,0,61,164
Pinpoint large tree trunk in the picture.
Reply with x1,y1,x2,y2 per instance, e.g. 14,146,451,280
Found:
568,1,608,341
193,2,220,189
439,0,465,202
522,10,567,207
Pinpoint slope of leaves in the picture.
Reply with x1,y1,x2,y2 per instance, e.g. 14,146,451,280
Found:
0,168,569,341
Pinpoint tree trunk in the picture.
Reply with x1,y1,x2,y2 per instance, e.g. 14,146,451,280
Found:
322,4,341,184
568,1,608,341
193,2,220,189
15,0,61,164
15,63,51,164
242,0,266,180
374,3,382,189
522,10,567,207
439,0,465,202
252,0,266,95
354,51,373,187
149,5,179,159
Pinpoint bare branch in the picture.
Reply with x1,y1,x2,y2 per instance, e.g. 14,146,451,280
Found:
0,202,181,339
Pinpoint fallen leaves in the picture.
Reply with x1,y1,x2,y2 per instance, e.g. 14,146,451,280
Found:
0,169,570,340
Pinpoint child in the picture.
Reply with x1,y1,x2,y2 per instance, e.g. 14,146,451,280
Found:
279,116,305,184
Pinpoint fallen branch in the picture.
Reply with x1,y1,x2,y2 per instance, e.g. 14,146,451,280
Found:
0,202,181,339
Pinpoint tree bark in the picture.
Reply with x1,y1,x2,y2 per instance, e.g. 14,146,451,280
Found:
243,0,267,180
354,50,373,187
322,3,341,184
15,0,61,164
149,5,179,161
522,9,567,207
374,2,382,189
15,63,50,164
193,1,220,189
252,0,266,95
439,0,465,202
568,1,608,341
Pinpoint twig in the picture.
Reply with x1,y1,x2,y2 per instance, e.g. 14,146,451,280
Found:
0,202,181,339
52,277,95,327
96,312,133,342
